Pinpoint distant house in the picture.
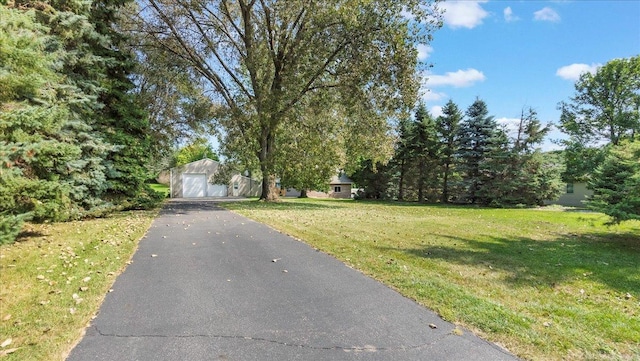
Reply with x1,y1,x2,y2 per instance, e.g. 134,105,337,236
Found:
306,173,354,199
169,158,261,198
546,182,593,207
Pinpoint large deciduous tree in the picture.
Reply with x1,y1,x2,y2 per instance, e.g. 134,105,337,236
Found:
135,0,442,200
558,56,640,182
172,138,219,166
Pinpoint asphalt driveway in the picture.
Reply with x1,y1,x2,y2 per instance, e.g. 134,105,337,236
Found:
67,199,519,361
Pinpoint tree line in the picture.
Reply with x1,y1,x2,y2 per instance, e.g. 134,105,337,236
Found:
351,99,564,207
1,0,161,244
352,56,639,223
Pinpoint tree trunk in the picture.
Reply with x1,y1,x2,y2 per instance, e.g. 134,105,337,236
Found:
418,159,425,203
299,189,308,198
398,159,405,201
441,162,450,203
260,173,278,201
258,125,279,201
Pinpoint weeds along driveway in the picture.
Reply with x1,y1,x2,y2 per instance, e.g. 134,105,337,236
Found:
67,199,518,361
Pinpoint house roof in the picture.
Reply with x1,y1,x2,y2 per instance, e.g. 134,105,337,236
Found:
170,158,219,171
330,173,352,185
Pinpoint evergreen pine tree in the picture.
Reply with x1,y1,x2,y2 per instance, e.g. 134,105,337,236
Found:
87,0,156,206
436,100,462,203
588,140,640,223
390,116,415,201
455,98,501,204
408,103,440,202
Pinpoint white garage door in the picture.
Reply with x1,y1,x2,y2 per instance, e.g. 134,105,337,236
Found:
208,184,228,197
183,174,207,198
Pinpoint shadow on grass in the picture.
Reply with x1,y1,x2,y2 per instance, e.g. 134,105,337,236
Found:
15,229,47,242
222,198,348,211
380,231,639,295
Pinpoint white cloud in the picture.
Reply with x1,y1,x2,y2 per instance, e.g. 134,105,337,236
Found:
424,68,486,88
534,7,561,22
556,63,601,81
421,90,448,103
417,44,433,61
441,1,489,29
504,7,519,22
430,106,444,118
496,117,522,137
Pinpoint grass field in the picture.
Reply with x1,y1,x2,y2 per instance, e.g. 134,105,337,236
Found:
148,183,170,198
222,198,640,361
0,209,158,360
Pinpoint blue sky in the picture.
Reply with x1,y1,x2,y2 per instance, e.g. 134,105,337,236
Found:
418,0,640,150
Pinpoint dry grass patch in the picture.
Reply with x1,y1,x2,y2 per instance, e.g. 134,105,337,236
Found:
0,209,158,361
223,199,640,361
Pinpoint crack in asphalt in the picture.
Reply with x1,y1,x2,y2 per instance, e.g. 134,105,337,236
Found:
92,325,449,352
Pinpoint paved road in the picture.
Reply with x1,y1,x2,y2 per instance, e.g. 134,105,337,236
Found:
67,200,519,361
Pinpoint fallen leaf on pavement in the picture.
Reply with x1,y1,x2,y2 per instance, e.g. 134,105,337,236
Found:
428,323,437,329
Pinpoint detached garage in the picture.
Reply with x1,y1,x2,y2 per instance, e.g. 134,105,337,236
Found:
169,158,260,198
170,158,226,198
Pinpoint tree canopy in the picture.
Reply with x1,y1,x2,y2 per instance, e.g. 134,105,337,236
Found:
134,0,442,200
558,56,640,182
557,56,640,222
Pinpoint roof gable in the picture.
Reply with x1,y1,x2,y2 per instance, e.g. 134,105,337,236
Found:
330,173,352,184
170,158,220,171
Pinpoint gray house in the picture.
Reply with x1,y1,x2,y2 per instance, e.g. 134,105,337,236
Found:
296,173,354,199
546,182,593,207
169,158,261,198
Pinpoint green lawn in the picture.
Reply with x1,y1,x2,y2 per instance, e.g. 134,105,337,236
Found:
148,183,170,198
0,210,158,360
222,198,640,361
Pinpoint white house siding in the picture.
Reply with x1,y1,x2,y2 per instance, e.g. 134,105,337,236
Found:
170,159,220,198
230,174,262,197
208,184,228,197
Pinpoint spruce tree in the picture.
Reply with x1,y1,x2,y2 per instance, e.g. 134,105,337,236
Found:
391,116,415,201
436,100,462,203
455,98,501,204
588,140,640,223
408,103,440,202
87,0,156,205
501,108,562,206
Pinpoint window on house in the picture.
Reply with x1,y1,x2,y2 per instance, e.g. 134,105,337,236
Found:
566,183,574,194
334,186,341,193
233,182,239,190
